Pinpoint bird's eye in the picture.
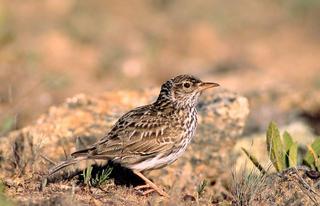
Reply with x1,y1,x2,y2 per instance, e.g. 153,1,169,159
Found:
183,82,191,88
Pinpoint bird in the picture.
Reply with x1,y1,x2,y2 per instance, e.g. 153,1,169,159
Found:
48,74,219,197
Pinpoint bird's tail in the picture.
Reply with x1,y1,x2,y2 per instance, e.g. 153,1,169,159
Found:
48,156,87,175
71,147,94,157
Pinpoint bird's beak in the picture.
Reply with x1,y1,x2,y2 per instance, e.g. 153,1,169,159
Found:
198,82,220,91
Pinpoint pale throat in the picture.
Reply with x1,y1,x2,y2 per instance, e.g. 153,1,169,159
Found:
173,93,200,109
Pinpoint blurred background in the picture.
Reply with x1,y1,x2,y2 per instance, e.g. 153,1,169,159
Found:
1,0,320,135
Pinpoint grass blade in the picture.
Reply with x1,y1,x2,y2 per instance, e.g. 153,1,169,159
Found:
241,148,267,175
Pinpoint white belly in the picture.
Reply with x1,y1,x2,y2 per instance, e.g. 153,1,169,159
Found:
129,144,188,171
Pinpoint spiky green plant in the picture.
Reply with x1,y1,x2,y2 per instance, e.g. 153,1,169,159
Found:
197,179,207,197
82,166,113,187
242,122,305,173
241,148,267,175
91,167,113,187
82,166,93,186
231,164,268,206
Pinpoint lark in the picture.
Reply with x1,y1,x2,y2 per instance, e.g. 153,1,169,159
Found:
49,74,219,197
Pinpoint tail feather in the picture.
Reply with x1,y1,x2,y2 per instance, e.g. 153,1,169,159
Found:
71,146,95,157
48,156,87,175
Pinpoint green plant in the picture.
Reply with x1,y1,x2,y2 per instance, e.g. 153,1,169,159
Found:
231,165,267,206
91,167,113,187
241,148,267,175
243,122,320,174
82,166,93,186
266,122,298,171
304,139,320,171
81,166,113,187
197,179,207,197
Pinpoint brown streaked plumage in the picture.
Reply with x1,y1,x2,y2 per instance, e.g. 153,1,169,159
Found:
48,74,219,197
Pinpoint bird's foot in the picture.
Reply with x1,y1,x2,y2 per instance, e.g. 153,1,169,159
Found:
135,184,151,190
134,184,169,197
133,170,169,198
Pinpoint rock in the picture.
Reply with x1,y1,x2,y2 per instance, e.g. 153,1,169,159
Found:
300,91,320,136
250,167,320,205
231,166,320,205
245,89,320,135
182,194,196,202
0,89,249,203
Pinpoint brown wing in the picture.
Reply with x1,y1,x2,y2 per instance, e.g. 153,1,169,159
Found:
72,104,183,162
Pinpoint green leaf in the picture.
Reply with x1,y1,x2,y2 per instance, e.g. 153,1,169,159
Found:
304,138,320,168
82,166,93,185
98,167,113,185
197,179,207,196
306,145,320,171
92,166,113,186
241,148,267,175
266,122,285,172
288,143,298,167
283,131,293,153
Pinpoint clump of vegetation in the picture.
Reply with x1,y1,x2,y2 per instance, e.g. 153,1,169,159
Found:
243,121,320,173
197,179,207,197
231,164,268,206
82,166,113,187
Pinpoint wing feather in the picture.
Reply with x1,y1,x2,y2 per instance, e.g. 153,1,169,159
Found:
80,104,182,162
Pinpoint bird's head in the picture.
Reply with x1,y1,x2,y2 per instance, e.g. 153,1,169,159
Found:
156,74,219,108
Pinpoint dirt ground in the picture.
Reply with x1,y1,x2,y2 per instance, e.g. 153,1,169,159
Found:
1,0,320,205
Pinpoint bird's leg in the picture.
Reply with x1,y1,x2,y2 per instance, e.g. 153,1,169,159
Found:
134,184,151,190
142,188,157,196
134,185,156,196
133,170,169,198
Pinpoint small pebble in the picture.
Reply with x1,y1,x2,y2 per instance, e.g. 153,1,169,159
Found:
306,170,320,179
183,194,196,201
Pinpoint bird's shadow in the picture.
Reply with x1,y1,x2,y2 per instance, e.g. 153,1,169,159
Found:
46,161,145,187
